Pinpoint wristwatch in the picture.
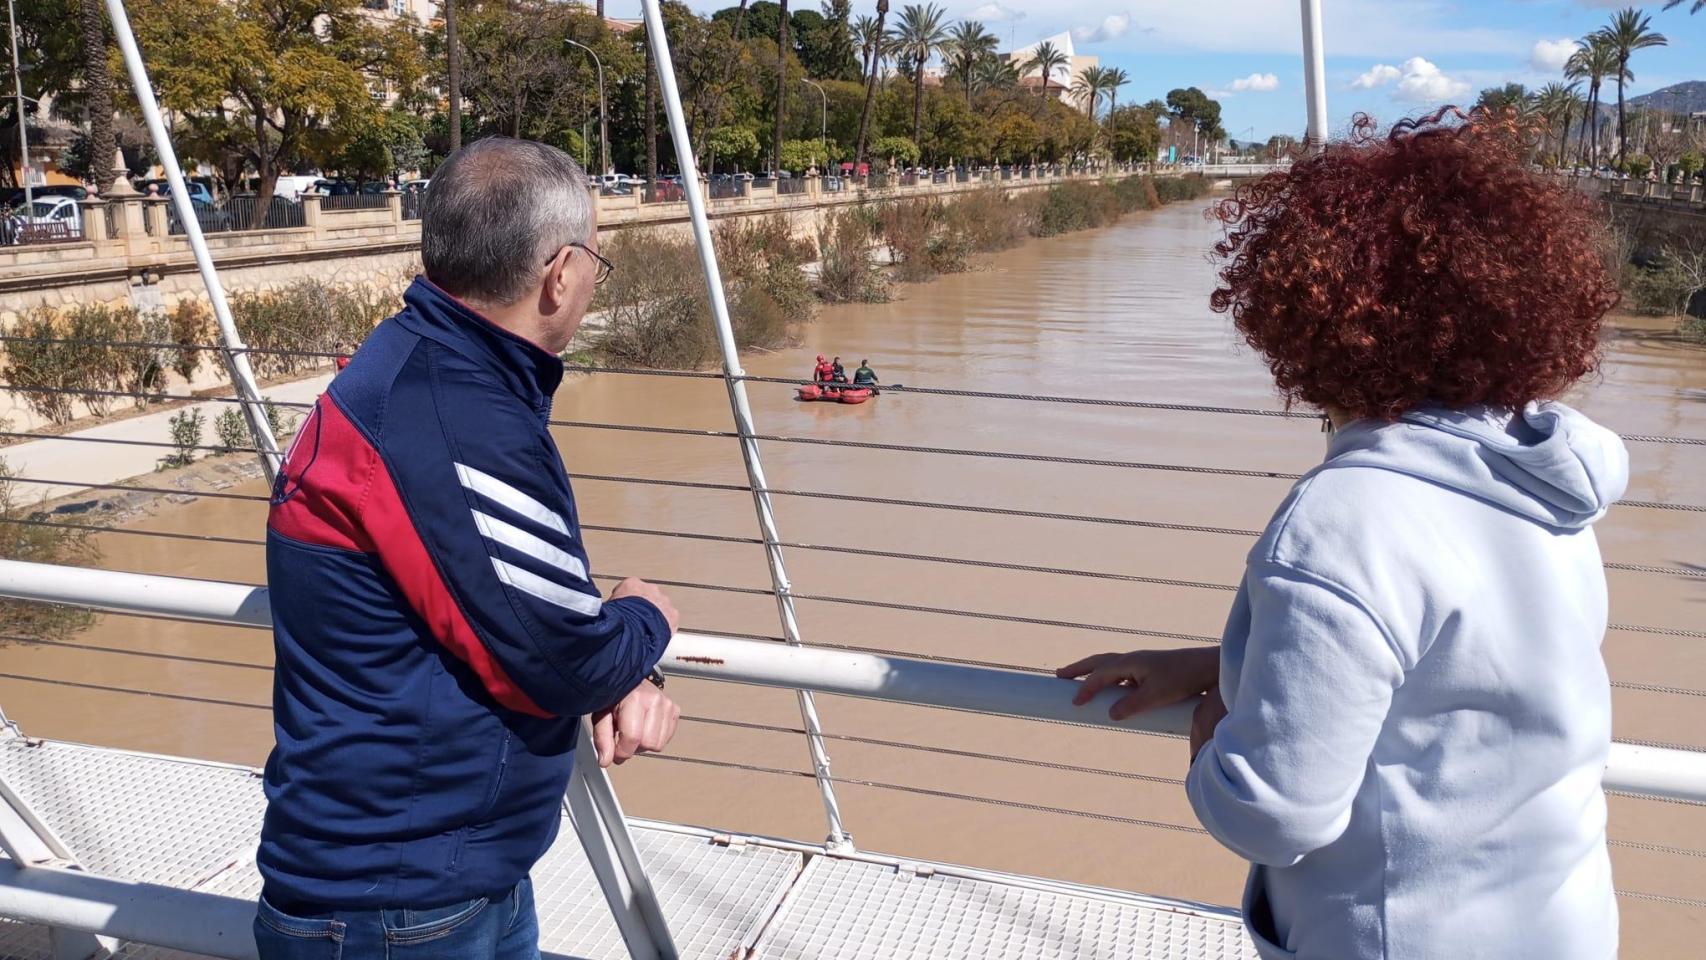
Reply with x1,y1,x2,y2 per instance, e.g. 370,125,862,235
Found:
645,668,666,690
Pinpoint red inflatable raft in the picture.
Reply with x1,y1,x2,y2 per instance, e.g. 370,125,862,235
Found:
797,384,874,404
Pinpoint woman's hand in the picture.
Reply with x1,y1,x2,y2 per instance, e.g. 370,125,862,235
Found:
1190,685,1228,762
1055,647,1219,721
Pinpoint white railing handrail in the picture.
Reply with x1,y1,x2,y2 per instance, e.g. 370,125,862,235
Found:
4,558,1705,803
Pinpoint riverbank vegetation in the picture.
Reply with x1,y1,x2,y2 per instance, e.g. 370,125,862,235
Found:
0,453,97,642
596,174,1209,367
1,281,386,429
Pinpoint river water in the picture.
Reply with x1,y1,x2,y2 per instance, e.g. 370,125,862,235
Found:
4,199,1704,954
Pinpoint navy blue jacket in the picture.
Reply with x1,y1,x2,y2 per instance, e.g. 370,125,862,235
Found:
258,277,672,908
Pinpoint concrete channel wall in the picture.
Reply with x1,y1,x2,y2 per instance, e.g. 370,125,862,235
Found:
0,167,1151,327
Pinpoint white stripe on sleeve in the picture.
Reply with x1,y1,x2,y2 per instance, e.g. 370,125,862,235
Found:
455,462,569,535
491,558,603,618
471,510,588,582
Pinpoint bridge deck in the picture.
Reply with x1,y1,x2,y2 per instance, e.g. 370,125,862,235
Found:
0,733,1256,960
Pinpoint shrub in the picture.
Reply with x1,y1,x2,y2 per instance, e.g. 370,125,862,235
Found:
816,207,891,303
1033,182,1120,236
159,408,204,470
1154,174,1211,204
0,453,97,641
167,299,213,383
593,229,718,368
214,406,249,453
880,199,944,282
3,309,85,424
231,280,391,380
943,189,1031,254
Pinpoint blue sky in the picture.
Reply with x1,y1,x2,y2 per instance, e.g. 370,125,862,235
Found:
650,1,1706,142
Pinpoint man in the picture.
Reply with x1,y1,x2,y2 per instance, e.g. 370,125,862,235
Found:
257,138,679,957
813,353,833,383
852,359,878,387
831,356,847,383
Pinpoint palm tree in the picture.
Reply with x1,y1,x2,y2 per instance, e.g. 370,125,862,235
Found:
78,0,115,192
1661,0,1704,12
1594,7,1667,163
1024,40,1069,100
1104,66,1130,117
890,3,949,150
969,55,1018,102
944,20,997,107
1565,39,1610,167
853,14,881,81
775,0,790,175
1535,82,1579,166
855,0,890,164
446,0,462,152
1474,83,1534,117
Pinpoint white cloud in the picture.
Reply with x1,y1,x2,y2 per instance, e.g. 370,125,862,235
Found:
970,2,1026,23
1072,13,1132,44
1230,72,1280,93
1350,57,1469,102
1530,38,1577,73
1353,64,1403,89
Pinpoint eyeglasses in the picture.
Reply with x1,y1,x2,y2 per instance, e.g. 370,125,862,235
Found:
547,242,615,285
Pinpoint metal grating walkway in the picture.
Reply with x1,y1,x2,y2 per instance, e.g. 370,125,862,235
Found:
0,735,1255,959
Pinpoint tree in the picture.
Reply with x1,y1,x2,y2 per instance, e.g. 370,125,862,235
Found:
943,19,996,107
1565,38,1619,167
969,55,1018,104
1071,65,1113,121
1104,104,1159,164
869,134,918,167
853,14,880,81
1534,82,1579,166
1103,67,1129,117
775,0,790,174
1661,0,1704,14
78,0,116,192
705,125,761,171
854,0,888,163
1165,87,1223,143
459,0,587,142
130,0,419,226
1594,7,1667,163
891,3,948,152
1474,83,1532,116
0,0,79,191
1024,41,1068,99
446,0,462,152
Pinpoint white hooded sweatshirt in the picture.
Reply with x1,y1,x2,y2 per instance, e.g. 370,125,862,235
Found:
1188,402,1629,960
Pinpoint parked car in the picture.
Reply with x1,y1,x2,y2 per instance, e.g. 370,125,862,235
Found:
165,197,234,234
272,175,329,200
133,179,215,206
8,195,84,241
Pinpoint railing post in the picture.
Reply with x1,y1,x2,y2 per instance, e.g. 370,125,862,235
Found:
141,197,167,238
301,192,323,234
79,196,111,253
384,187,402,224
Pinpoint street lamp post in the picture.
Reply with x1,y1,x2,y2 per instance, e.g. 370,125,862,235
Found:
800,77,827,171
6,0,33,214
564,39,609,176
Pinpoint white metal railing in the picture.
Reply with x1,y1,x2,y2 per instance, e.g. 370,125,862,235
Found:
4,559,1705,799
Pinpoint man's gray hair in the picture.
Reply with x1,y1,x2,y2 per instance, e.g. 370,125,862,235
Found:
421,137,594,305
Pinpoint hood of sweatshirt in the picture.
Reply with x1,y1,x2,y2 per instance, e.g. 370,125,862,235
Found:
1323,402,1630,529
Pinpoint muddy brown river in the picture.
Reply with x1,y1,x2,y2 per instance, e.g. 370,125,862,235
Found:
4,200,1704,955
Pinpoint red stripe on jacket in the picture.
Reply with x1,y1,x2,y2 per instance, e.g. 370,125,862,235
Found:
269,396,551,717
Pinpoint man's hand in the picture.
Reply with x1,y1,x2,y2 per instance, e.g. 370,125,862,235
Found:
591,682,680,768
611,577,679,635
1190,685,1228,762
1055,647,1219,721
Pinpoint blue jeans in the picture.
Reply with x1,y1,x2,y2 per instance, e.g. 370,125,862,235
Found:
253,877,539,959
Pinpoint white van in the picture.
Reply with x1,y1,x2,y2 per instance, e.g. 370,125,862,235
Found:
273,175,328,200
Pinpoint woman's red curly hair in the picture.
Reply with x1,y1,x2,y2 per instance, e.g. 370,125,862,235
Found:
1209,107,1619,421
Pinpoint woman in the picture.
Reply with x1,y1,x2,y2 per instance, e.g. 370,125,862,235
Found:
1058,110,1626,959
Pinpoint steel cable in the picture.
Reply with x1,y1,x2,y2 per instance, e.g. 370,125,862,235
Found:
678,715,1187,787
633,752,1211,835
3,343,1699,443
